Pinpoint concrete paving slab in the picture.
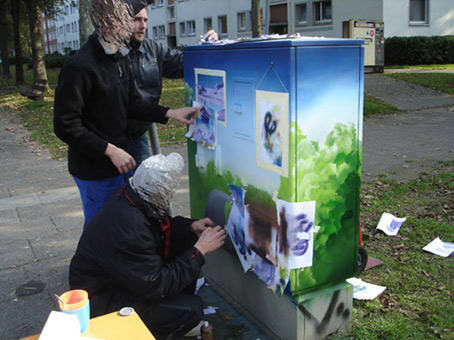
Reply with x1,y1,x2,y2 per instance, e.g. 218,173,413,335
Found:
365,73,454,111
0,267,27,302
362,107,454,182
0,239,36,269
0,292,56,340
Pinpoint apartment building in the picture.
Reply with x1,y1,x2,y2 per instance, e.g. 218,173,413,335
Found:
147,0,454,47
41,13,58,54
41,0,80,55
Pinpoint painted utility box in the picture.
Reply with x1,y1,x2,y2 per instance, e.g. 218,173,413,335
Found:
184,37,364,339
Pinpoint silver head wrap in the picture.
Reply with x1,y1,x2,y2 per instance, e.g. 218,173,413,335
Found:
130,153,184,216
90,0,134,47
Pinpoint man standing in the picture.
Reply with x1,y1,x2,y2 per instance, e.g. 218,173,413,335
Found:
53,0,200,225
69,153,226,340
127,7,218,165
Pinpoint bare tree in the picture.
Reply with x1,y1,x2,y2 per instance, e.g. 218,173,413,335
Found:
23,0,48,87
11,0,25,85
0,0,12,78
251,0,261,38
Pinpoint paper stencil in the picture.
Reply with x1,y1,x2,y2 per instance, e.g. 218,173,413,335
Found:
256,90,289,177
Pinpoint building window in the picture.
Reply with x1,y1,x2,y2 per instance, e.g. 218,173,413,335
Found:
188,20,196,35
66,23,70,33
156,0,163,6
238,12,247,31
180,22,186,36
153,26,158,38
218,15,228,35
410,0,428,24
158,25,165,38
204,17,212,32
168,6,175,20
314,1,332,24
296,3,307,25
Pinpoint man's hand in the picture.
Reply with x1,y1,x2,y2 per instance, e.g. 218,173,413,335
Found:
104,143,136,174
165,105,203,125
194,225,226,255
190,217,214,234
202,30,219,42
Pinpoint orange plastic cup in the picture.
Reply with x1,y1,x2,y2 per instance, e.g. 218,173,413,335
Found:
58,289,90,333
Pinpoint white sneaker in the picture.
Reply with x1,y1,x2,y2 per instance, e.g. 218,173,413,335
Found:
183,319,206,337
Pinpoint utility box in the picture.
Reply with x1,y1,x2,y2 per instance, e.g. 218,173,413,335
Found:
343,19,384,73
184,37,364,340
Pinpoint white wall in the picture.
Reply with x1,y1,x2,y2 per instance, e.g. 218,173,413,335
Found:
383,0,454,37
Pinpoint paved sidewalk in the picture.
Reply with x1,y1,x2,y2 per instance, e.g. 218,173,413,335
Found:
1,72,453,339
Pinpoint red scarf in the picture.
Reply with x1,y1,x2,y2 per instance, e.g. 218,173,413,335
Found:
160,215,171,259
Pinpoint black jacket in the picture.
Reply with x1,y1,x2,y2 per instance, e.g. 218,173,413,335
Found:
53,33,169,180
127,38,184,138
69,182,205,316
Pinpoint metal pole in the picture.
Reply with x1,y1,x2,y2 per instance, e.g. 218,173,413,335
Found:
148,123,174,217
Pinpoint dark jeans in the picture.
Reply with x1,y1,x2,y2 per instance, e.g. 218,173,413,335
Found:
129,133,152,166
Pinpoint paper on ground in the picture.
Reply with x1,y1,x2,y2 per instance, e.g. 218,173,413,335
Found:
194,277,205,295
346,278,386,300
423,237,454,257
203,306,219,315
376,212,406,236
39,311,103,340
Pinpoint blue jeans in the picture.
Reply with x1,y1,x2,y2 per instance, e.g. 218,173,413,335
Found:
128,133,152,166
73,172,133,228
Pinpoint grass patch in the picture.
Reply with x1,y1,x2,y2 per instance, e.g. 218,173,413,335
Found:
364,94,399,116
156,78,188,146
386,64,454,70
347,162,454,340
385,73,454,95
0,90,68,159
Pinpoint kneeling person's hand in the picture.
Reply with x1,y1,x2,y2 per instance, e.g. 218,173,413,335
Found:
194,225,226,255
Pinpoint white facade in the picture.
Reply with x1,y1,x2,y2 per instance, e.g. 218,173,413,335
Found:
146,0,454,46
55,0,80,54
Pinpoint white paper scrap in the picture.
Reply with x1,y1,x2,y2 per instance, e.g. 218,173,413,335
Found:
376,212,406,236
39,311,81,340
194,277,205,295
203,306,219,315
346,278,387,300
184,101,203,138
423,237,454,257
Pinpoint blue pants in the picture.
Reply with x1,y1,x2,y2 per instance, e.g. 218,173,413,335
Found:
73,172,133,227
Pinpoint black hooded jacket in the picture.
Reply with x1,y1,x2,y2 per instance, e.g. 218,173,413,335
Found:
69,182,205,316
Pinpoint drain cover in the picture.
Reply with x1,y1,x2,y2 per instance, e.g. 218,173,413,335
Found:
15,280,46,296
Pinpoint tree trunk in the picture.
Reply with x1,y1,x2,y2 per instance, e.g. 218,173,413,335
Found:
79,0,92,46
25,0,48,88
0,0,12,78
11,0,25,85
251,0,262,38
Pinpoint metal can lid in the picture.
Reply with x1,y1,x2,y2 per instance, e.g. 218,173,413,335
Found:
119,307,135,316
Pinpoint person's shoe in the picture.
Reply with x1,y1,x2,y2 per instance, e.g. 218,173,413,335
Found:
183,319,206,337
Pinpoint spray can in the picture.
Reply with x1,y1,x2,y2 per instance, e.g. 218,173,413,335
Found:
201,321,214,340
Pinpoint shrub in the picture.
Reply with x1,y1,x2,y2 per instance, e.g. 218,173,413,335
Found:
385,35,454,65
44,52,69,68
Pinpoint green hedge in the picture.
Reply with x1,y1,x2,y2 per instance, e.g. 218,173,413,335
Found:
44,53,69,68
385,36,454,65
